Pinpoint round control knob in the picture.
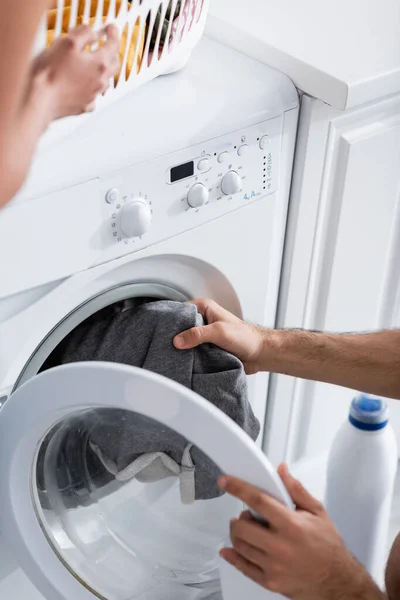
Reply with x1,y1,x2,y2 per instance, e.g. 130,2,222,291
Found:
187,183,209,208
119,199,152,238
221,171,242,196
259,135,269,150
218,151,230,164
237,144,249,157
197,158,210,172
106,187,119,204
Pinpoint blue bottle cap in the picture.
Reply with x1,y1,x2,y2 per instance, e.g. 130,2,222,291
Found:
349,394,389,431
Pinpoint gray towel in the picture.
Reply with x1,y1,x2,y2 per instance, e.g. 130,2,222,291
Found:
46,300,260,502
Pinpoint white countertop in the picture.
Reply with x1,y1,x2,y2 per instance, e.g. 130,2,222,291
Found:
206,0,400,110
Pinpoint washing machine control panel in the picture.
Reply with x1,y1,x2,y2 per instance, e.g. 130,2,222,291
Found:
100,116,282,254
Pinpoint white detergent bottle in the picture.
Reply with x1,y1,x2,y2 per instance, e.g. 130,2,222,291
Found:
325,394,398,584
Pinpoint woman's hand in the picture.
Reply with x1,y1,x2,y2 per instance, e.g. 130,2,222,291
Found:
32,23,120,119
173,299,265,374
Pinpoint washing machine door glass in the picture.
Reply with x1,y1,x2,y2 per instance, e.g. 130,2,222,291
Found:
0,362,290,600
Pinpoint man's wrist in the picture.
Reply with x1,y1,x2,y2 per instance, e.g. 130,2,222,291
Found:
316,558,385,600
257,327,285,372
257,327,332,377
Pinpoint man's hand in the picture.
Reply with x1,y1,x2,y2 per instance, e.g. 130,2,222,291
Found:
219,465,384,600
173,299,400,400
173,299,265,374
32,23,120,119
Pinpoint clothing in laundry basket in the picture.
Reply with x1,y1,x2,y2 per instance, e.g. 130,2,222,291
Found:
41,300,259,504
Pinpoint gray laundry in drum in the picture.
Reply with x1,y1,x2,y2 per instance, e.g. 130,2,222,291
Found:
51,300,260,503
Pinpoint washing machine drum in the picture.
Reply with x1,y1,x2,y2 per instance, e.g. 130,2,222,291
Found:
37,297,260,504
0,295,291,600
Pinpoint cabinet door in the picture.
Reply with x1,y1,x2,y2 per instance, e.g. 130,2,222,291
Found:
264,93,400,468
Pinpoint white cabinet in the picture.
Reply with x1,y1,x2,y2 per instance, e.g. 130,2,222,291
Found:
264,93,400,468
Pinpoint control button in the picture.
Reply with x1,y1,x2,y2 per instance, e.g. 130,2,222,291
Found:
197,158,210,171
217,151,230,164
237,144,249,157
221,171,242,196
106,188,119,204
187,183,209,208
119,199,152,238
259,135,269,150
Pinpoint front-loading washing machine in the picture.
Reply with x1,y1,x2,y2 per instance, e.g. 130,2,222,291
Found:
0,38,298,600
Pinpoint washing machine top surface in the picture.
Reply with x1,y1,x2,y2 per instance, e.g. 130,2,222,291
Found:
15,36,298,203
0,361,293,600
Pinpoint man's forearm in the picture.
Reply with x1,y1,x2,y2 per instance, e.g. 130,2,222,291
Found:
317,577,386,600
318,578,386,600
263,328,400,399
311,547,386,600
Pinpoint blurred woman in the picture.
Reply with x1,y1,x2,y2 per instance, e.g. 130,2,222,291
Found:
0,0,119,209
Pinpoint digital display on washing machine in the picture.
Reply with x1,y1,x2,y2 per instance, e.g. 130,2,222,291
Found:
170,161,194,183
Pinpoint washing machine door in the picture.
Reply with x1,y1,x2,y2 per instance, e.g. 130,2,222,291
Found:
0,362,292,600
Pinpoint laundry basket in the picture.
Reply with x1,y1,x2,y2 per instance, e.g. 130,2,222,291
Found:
34,0,209,144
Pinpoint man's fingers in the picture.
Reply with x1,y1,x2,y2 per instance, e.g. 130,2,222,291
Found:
219,548,265,587
219,476,289,527
230,537,267,569
188,298,237,325
188,298,212,317
230,516,274,552
189,298,223,321
174,323,222,349
278,463,324,515
239,510,254,522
